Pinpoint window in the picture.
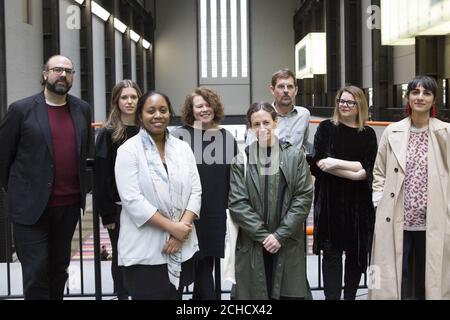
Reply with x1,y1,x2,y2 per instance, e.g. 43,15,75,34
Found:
443,79,447,108
22,0,32,25
199,0,249,84
401,84,408,107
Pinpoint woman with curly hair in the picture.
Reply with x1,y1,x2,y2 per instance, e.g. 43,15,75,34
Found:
172,87,238,299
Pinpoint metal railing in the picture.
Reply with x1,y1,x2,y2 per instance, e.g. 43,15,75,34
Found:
0,160,106,299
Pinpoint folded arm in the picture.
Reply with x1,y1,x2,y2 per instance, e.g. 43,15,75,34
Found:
316,157,367,181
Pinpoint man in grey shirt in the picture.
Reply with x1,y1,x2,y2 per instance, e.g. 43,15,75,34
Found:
246,68,310,151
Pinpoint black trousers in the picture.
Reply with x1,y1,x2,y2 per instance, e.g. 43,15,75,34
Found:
192,255,216,300
13,205,80,300
107,220,128,300
123,258,194,300
401,231,426,300
322,241,363,300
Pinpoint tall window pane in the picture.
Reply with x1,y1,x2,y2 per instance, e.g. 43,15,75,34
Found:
199,0,249,83
200,0,208,78
240,0,248,78
220,0,228,78
230,0,238,78
210,0,218,78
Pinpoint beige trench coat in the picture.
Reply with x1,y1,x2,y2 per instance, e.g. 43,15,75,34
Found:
369,117,450,300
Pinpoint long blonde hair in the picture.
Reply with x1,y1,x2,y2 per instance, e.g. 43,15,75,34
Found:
105,80,142,143
332,85,369,131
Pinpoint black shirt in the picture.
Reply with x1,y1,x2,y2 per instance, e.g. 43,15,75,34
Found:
94,125,138,225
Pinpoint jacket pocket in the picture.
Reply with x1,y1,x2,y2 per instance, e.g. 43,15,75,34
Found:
236,242,250,253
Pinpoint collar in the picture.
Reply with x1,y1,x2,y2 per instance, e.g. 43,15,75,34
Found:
391,117,448,133
272,102,297,116
139,128,171,146
45,99,67,107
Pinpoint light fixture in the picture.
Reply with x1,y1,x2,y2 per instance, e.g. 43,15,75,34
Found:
114,18,127,33
74,0,84,4
142,39,151,50
91,1,110,22
130,30,140,43
417,21,450,36
295,32,327,79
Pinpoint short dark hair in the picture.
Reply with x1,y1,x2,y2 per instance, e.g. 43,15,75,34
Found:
135,91,174,128
406,75,438,117
246,102,277,127
406,75,438,99
40,54,74,86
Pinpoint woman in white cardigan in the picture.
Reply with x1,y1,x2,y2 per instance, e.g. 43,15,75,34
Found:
114,91,201,299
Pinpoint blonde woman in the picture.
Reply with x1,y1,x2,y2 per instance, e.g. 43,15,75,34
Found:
94,80,141,300
310,85,377,300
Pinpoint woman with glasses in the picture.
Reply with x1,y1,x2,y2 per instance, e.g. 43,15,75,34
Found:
369,76,450,300
310,85,377,300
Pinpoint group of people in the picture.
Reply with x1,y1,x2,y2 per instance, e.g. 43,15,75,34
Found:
311,75,450,300
0,54,449,300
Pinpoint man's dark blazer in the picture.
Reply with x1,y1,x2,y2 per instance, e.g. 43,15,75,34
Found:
0,92,93,225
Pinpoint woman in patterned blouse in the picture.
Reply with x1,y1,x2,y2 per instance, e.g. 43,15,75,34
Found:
370,75,450,300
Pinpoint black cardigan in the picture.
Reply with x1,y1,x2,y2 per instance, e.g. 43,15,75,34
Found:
94,126,138,225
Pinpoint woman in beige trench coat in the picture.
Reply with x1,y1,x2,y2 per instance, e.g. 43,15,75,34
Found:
369,75,450,300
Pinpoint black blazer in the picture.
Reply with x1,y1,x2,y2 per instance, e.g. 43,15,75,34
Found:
0,92,93,225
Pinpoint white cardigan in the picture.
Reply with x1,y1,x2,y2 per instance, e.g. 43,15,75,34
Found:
114,133,201,266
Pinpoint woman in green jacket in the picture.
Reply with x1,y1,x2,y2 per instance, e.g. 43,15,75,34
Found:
228,102,313,300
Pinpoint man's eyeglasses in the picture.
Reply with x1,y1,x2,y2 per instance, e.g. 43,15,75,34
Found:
47,67,75,75
336,99,357,108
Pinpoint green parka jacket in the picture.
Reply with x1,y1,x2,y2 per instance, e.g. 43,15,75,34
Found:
228,142,313,299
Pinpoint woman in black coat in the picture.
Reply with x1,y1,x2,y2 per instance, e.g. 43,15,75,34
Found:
172,87,238,299
94,80,141,300
310,85,377,300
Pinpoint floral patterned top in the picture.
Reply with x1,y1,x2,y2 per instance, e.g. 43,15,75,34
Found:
404,126,428,231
